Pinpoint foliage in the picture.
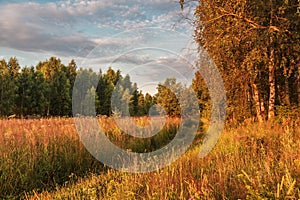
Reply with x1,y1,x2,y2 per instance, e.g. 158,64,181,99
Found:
192,0,300,122
0,58,165,118
0,58,19,116
155,78,182,117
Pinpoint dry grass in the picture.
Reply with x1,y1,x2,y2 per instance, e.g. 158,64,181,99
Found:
0,117,103,199
1,117,300,199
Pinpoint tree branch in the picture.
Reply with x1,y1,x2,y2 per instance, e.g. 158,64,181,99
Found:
201,1,282,32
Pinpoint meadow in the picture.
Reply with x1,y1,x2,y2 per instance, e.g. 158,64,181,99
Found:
0,116,300,199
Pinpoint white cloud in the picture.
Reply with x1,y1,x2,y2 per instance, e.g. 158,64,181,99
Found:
0,0,198,79
0,2,96,55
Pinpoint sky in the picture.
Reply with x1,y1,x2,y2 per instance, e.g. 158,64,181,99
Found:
0,0,199,94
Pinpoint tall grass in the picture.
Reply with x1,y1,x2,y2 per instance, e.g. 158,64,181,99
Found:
99,116,182,152
1,117,300,199
0,116,182,199
0,118,103,199
28,118,300,199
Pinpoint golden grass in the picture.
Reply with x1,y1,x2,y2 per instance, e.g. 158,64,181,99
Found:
0,117,103,199
1,117,300,199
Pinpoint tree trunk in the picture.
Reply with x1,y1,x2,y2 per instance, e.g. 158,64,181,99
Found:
284,73,290,105
47,93,50,116
0,79,3,116
297,64,300,106
268,0,276,120
252,83,264,122
260,99,265,117
268,44,276,120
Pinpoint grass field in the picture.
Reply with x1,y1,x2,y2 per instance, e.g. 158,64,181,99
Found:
0,117,300,199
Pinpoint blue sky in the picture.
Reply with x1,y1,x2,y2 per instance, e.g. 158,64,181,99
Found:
0,0,198,94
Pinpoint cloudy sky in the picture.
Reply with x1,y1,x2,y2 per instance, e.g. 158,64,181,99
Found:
0,0,199,94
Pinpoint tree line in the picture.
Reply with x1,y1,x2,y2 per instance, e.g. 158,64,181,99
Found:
0,57,151,117
1,50,299,121
181,0,300,122
0,57,196,118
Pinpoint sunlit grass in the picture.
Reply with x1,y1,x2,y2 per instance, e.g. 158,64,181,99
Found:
0,117,300,199
0,117,103,199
